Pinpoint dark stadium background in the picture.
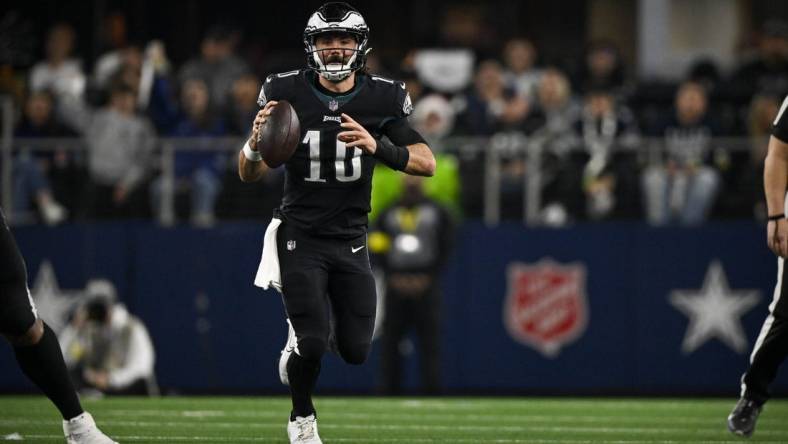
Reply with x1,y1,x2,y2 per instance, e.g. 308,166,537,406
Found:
2,0,788,398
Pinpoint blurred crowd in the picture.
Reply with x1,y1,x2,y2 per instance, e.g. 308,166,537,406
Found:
3,15,788,226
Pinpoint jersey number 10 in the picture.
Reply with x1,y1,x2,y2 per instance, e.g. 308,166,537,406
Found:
302,130,362,183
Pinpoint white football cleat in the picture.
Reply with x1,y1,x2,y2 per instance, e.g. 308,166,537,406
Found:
279,319,297,385
287,414,321,444
63,412,118,444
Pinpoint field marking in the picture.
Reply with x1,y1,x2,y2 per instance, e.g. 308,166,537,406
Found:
10,435,788,444
89,409,788,427
3,419,788,437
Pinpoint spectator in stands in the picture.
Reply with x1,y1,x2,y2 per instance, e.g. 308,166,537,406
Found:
642,81,720,226
574,89,640,220
454,60,530,136
502,38,542,101
29,23,86,103
225,74,260,136
732,20,788,98
409,94,461,215
12,91,72,225
93,44,143,98
155,78,226,227
179,25,249,111
92,12,133,91
59,280,157,396
59,83,156,219
370,94,460,222
527,68,581,224
372,175,454,395
532,68,581,143
574,41,626,96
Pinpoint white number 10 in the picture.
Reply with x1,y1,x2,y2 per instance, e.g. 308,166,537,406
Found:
302,130,361,183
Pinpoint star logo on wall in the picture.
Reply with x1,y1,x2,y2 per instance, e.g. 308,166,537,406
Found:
669,260,760,354
29,261,85,333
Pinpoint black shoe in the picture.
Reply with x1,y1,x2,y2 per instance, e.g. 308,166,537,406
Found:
727,397,762,438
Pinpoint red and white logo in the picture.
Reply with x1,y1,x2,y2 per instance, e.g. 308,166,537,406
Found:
503,259,589,357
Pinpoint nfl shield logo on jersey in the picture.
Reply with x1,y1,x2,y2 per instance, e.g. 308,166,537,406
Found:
503,259,589,358
287,240,297,251
328,99,339,112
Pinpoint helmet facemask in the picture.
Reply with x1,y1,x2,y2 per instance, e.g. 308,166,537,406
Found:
304,3,370,82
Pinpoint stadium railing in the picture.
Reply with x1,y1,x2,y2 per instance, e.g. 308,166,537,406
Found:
0,97,760,226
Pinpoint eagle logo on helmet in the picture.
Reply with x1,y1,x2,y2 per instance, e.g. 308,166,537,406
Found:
303,2,371,82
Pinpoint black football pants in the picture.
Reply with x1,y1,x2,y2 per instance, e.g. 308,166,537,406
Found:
277,222,377,365
741,257,788,404
0,208,37,336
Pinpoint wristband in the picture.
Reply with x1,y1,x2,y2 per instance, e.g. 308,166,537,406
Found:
243,141,263,162
373,138,410,171
768,213,785,221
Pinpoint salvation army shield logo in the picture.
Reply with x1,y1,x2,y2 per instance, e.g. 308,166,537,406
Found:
503,259,589,357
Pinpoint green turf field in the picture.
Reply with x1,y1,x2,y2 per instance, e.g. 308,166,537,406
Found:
1,396,787,443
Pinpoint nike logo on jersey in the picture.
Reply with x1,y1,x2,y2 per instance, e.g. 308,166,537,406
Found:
323,115,341,123
351,245,365,253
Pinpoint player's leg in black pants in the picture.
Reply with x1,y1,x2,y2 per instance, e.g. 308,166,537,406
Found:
729,257,788,436
379,287,411,394
278,224,331,419
328,271,377,366
0,214,83,420
327,232,377,367
741,313,788,403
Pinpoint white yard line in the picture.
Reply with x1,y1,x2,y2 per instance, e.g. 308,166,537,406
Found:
3,419,788,437
10,435,788,444
92,409,787,427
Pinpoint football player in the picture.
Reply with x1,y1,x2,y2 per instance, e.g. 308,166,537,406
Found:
0,207,117,444
238,3,435,443
728,95,788,437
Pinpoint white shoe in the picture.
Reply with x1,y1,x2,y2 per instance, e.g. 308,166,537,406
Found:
287,414,321,444
279,319,296,385
63,412,118,444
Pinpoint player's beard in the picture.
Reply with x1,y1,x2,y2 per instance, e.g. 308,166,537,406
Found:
322,50,350,72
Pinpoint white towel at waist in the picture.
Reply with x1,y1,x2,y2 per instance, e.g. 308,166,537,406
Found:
254,217,282,292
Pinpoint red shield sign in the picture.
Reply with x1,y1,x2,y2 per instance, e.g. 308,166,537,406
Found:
503,259,589,357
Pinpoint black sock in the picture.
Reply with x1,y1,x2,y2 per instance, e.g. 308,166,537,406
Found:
13,323,83,420
287,352,321,420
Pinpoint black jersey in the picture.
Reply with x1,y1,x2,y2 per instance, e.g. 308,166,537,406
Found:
774,95,788,143
258,70,416,238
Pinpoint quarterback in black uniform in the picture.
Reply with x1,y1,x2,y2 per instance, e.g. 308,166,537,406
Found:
0,208,117,443
728,95,788,437
238,3,435,443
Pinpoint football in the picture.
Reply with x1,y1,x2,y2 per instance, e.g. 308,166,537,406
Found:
257,100,300,168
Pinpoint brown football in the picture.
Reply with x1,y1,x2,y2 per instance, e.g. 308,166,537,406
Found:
257,100,300,168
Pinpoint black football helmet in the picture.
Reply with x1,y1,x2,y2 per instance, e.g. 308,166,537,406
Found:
303,2,370,82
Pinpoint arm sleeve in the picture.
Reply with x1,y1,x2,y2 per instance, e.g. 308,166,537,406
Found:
108,322,155,389
381,118,427,146
772,95,788,143
379,80,426,145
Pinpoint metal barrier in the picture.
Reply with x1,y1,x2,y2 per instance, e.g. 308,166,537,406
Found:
0,94,761,226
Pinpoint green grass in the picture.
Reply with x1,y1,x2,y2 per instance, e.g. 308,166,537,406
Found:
1,396,787,443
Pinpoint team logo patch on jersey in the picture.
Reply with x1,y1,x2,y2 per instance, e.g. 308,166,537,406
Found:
287,240,297,251
503,259,588,358
328,99,339,112
403,92,413,116
323,115,341,123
